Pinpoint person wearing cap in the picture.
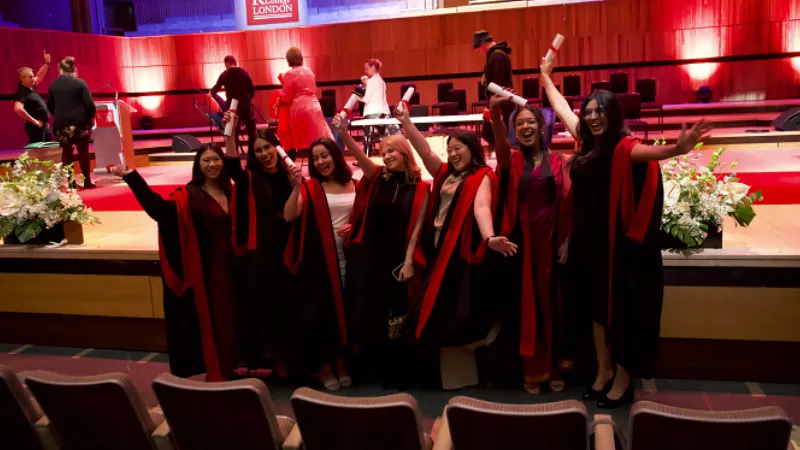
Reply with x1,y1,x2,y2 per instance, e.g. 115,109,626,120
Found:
473,30,514,147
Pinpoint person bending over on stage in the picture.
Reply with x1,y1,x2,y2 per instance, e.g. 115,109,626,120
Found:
211,55,256,152
393,105,517,389
332,113,429,389
473,30,514,148
111,146,239,382
280,47,333,153
489,92,573,395
14,51,52,143
283,137,355,390
270,73,295,158
47,57,96,189
359,59,399,156
222,110,294,379
541,56,712,408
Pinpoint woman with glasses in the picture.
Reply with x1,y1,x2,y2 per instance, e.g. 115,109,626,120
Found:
541,58,712,408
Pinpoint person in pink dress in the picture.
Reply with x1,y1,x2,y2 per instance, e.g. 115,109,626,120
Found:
280,47,334,150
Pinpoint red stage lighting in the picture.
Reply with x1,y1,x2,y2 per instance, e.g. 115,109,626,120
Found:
681,29,719,81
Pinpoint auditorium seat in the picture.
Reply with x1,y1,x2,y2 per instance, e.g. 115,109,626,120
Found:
563,74,584,107
636,78,664,124
629,401,792,450
617,92,649,139
152,373,300,450
448,88,468,113
610,71,629,93
437,82,454,103
25,371,174,450
410,104,432,132
541,84,560,108
319,96,336,118
0,366,60,450
471,79,488,113
291,387,440,450
321,89,336,102
591,81,612,93
438,397,613,450
521,77,540,101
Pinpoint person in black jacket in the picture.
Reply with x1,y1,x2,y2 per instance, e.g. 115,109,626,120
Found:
211,55,256,153
47,57,96,189
473,30,514,147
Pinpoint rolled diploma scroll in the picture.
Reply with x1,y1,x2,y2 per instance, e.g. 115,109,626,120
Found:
223,98,239,137
339,93,361,120
544,33,565,63
395,87,415,115
487,82,527,107
276,145,296,169
99,154,129,175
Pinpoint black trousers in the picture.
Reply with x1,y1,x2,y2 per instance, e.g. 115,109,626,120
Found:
59,133,92,186
25,122,52,144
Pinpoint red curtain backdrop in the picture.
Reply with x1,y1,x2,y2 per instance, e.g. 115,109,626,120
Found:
1,0,799,149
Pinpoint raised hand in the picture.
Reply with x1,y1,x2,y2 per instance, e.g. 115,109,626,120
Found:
488,236,519,257
222,110,237,128
489,89,514,110
540,57,555,78
109,165,132,177
288,164,304,187
393,101,410,123
44,50,51,64
675,120,713,155
331,114,347,133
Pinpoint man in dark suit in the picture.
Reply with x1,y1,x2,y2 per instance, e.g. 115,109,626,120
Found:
14,51,52,143
474,30,514,147
48,56,96,189
211,55,256,152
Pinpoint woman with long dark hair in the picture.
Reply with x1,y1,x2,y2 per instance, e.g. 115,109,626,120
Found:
222,111,294,378
284,137,355,390
332,114,429,389
541,57,712,408
489,93,573,394
111,146,238,382
392,106,517,389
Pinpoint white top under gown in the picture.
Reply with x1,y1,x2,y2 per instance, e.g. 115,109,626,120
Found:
325,191,356,283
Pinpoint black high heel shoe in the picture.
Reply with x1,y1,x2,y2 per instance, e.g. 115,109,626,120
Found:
596,383,635,409
581,377,614,401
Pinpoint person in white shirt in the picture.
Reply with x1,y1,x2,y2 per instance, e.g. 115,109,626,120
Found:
360,59,399,155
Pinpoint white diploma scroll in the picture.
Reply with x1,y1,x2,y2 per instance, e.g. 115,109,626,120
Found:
223,99,238,137
544,34,565,63
487,82,527,107
395,87,416,115
339,93,361,120
276,145,296,169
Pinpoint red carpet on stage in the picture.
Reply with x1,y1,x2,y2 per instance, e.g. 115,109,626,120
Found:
724,172,800,206
80,184,182,211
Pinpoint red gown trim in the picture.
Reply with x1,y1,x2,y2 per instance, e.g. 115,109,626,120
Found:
157,187,223,382
284,178,349,345
230,171,260,258
607,136,660,328
499,151,572,356
415,163,497,338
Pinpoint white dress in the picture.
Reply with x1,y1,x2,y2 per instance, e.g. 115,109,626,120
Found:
325,191,356,283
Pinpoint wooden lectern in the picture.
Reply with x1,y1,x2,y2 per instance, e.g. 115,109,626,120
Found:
93,100,137,172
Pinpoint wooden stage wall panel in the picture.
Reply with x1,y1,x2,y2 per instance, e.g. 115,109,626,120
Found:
1,0,800,148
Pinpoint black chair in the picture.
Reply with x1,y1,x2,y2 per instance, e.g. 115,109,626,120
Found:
319,96,336,118
563,75,581,97
472,79,488,113
591,81,613,93
437,82,454,103
522,77,540,100
610,72,628,94
617,92,648,140
635,78,656,103
448,88,467,113
541,84,560,109
410,104,431,132
321,89,336,101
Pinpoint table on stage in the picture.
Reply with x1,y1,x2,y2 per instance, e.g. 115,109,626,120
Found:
350,113,483,130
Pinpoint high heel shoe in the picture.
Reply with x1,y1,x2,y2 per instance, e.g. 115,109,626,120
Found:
596,384,634,409
581,377,614,401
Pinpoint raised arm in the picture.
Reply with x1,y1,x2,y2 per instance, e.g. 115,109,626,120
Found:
489,94,514,169
283,165,305,222
399,191,429,281
331,114,378,179
393,105,442,179
474,175,518,257
540,58,579,139
221,110,239,159
630,121,713,163
34,51,50,84
112,167,173,223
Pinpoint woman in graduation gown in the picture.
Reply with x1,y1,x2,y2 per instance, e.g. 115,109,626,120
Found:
488,93,574,394
392,106,518,389
284,137,355,390
222,111,294,377
541,56,712,408
332,113,429,389
111,147,238,382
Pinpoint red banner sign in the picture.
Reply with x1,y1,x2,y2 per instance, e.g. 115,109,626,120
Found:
247,0,299,25
95,110,115,128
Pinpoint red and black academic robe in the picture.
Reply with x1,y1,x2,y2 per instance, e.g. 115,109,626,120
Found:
498,150,573,376
415,163,498,347
283,178,351,376
227,158,294,371
344,168,429,348
123,171,237,382
567,135,664,377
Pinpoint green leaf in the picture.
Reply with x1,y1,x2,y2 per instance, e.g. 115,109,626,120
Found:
0,219,15,238
698,222,709,231
15,221,44,243
733,204,756,227
664,223,673,233
671,226,680,238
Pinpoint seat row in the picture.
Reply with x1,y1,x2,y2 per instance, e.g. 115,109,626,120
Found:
1,365,793,450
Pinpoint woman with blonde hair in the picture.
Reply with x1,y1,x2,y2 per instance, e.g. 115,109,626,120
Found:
280,47,333,151
333,116,429,389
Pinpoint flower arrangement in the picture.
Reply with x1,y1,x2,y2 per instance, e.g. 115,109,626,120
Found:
659,141,763,248
0,153,99,243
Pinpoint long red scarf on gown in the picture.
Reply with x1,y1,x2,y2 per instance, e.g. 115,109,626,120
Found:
499,150,572,357
158,187,223,382
283,178,350,345
230,170,259,257
415,163,497,339
346,168,430,301
607,136,660,328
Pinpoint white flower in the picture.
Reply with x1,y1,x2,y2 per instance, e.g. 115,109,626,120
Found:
719,181,750,205
663,179,681,206
674,202,691,214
